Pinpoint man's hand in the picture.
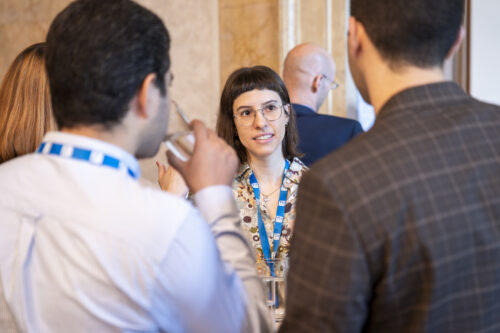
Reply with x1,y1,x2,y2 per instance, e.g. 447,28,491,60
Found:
156,161,189,197
166,120,238,193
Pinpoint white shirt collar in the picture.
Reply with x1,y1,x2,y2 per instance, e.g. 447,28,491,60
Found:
39,131,141,179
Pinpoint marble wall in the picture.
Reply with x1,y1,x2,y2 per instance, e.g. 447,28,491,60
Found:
0,0,220,184
218,0,354,118
219,0,281,86
0,0,355,183
298,0,328,47
0,1,220,126
137,0,221,182
0,1,67,79
331,0,355,119
285,0,352,118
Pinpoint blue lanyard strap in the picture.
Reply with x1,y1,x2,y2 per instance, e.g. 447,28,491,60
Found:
37,141,140,180
249,159,290,275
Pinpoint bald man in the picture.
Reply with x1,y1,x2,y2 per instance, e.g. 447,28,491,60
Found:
283,43,363,166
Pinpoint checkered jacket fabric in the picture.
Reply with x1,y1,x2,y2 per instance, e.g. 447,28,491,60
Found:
280,82,500,332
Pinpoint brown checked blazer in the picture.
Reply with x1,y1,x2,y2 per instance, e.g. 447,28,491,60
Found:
281,82,500,333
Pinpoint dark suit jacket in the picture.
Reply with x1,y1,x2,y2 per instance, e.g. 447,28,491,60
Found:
282,83,500,332
293,103,363,166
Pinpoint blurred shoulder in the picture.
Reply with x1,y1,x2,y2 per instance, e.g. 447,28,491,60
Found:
0,153,40,184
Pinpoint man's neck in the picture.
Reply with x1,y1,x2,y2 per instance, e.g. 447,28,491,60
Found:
366,63,445,114
290,94,317,113
61,126,136,155
247,150,286,185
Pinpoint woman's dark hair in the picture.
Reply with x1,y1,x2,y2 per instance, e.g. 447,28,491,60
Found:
216,65,301,164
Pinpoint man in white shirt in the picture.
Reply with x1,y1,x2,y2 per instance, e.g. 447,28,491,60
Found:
0,0,271,332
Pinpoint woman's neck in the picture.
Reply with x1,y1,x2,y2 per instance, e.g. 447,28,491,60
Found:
248,151,286,186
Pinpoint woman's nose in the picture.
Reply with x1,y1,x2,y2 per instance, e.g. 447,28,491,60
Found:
253,109,268,128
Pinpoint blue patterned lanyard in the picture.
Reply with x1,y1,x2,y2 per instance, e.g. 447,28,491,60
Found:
249,159,290,276
37,141,140,180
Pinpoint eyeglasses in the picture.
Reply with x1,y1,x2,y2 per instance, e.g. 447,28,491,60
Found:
233,103,286,127
321,74,339,90
171,100,190,124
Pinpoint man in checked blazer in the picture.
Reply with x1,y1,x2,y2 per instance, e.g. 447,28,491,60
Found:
281,0,500,332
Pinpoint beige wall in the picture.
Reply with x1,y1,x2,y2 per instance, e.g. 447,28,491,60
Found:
0,1,67,79
217,0,353,118
0,0,220,184
0,0,220,125
295,0,352,118
219,0,280,86
137,0,220,183
0,0,354,184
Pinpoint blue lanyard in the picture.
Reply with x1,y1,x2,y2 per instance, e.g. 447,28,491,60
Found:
249,159,290,276
37,141,140,180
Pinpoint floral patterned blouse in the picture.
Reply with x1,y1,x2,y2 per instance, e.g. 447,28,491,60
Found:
232,157,308,262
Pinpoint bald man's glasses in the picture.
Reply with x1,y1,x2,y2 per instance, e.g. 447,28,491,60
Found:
321,74,339,90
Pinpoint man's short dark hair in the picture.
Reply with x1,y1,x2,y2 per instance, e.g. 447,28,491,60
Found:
46,0,170,129
351,0,465,68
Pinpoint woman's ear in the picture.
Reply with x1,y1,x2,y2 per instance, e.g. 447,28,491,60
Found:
283,104,291,116
284,104,290,126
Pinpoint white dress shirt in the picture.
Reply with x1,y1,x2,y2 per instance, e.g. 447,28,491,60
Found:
0,132,271,333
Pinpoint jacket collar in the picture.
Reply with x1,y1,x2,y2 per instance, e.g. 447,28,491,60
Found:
378,82,467,121
291,103,316,115
235,157,307,189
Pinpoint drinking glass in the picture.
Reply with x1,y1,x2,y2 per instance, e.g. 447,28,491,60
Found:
256,257,289,328
163,100,194,162
164,131,194,162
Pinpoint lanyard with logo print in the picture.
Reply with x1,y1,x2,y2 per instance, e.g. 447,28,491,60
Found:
37,141,140,180
249,159,290,276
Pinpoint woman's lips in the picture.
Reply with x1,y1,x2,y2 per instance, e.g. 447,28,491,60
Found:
253,133,274,143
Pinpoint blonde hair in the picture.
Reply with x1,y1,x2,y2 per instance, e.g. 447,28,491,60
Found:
0,43,54,163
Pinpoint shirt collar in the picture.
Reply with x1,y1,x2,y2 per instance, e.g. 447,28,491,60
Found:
39,131,141,180
235,157,307,189
235,163,252,180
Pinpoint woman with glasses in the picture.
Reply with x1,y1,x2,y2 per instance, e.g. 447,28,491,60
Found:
216,65,308,266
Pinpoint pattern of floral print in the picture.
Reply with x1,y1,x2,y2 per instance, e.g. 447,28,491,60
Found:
232,157,308,262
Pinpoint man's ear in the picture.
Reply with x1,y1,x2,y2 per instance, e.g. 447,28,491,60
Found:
348,16,363,59
445,26,465,60
312,74,323,93
136,73,157,119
